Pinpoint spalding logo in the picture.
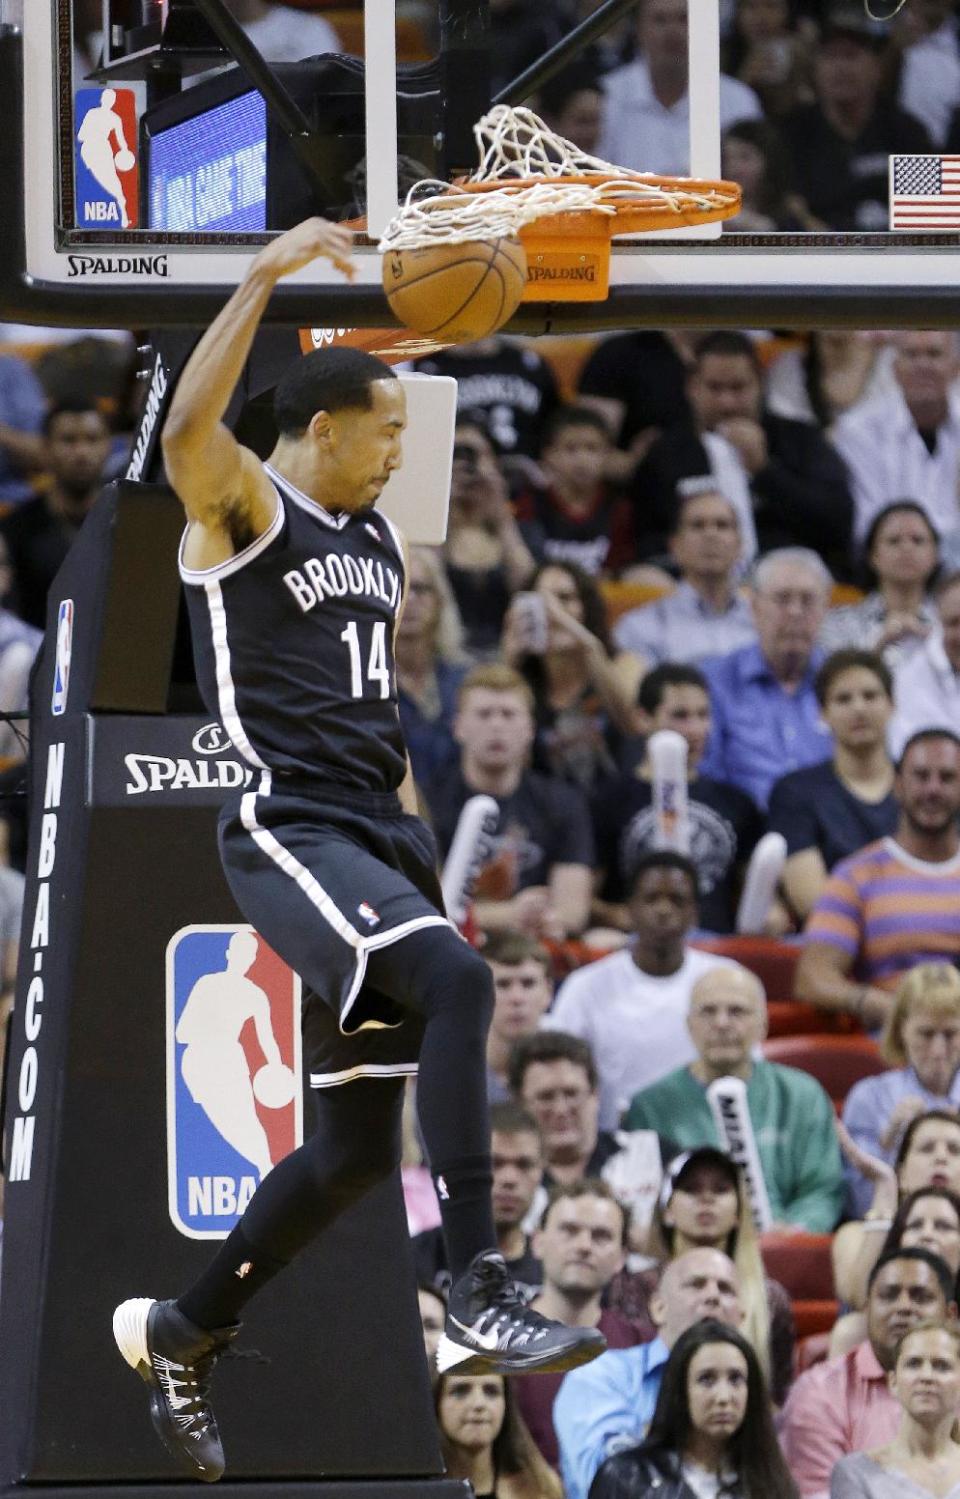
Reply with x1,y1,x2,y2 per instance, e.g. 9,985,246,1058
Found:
192,722,235,756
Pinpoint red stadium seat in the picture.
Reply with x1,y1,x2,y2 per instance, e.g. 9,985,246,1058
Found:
761,1034,885,1108
792,1301,840,1342
693,936,800,1002
766,999,859,1038
760,1233,834,1300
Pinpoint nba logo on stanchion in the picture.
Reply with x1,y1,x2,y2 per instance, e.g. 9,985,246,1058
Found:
166,926,302,1239
51,599,73,716
74,87,139,229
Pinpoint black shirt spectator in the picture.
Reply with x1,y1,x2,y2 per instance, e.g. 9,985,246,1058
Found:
415,337,559,458
769,758,898,872
577,331,692,451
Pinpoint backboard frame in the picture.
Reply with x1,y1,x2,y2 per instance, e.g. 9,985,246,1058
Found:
7,1,960,330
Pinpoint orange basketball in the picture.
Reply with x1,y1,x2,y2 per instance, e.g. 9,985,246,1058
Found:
382,237,527,343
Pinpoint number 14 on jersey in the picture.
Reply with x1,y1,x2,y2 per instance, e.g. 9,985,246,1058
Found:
340,620,391,700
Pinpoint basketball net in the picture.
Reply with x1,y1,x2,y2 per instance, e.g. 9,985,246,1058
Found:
378,104,739,251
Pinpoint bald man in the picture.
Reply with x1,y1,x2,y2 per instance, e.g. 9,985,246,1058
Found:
622,966,843,1231
554,1246,744,1499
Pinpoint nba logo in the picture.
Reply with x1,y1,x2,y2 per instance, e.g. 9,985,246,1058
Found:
74,87,139,229
166,925,303,1239
51,599,73,717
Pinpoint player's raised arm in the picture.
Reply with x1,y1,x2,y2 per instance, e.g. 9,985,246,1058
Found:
161,218,355,545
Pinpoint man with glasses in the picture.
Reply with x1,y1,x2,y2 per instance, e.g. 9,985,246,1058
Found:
698,548,834,808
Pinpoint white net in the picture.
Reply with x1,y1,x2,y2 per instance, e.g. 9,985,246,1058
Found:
378,104,736,251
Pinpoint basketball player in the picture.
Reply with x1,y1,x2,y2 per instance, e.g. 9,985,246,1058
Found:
112,218,605,1483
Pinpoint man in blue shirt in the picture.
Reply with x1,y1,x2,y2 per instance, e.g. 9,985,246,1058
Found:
553,1246,744,1499
0,354,45,505
698,547,834,808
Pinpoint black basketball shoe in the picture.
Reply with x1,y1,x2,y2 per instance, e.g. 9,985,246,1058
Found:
438,1249,607,1375
113,1297,239,1483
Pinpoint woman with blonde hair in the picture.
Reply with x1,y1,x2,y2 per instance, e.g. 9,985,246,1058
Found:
841,963,960,1216
831,1320,960,1498
610,1147,794,1406
434,1369,562,1499
395,545,471,785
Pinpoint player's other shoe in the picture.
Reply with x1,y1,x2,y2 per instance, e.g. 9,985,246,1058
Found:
438,1249,607,1375
113,1297,239,1483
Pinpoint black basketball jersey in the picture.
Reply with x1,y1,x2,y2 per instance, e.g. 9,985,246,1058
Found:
181,465,408,793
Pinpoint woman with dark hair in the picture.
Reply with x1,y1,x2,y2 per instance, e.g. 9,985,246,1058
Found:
831,1321,960,1498
434,1370,562,1499
721,119,812,231
721,0,814,118
830,1185,960,1357
589,1320,798,1499
820,501,940,666
766,330,896,432
501,559,639,792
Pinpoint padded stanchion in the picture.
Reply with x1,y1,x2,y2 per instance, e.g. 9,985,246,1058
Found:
0,485,467,1498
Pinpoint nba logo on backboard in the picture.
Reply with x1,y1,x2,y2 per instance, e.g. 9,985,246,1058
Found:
74,87,139,229
166,926,303,1239
51,599,73,716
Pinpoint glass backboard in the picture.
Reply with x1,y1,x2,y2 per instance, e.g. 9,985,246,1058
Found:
5,0,960,331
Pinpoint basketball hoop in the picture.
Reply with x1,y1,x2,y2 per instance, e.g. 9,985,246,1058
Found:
378,105,742,303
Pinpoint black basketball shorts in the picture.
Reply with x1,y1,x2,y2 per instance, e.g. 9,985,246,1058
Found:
218,772,451,1088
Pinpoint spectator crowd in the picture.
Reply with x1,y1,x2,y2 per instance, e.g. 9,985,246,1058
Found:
16,4,960,1497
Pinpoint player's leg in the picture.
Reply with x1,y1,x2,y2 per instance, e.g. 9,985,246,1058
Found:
362,925,607,1377
113,1077,404,1483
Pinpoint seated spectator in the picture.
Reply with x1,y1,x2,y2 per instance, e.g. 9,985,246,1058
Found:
433,1368,562,1499
832,332,960,548
829,1186,960,1359
426,664,594,939
513,408,637,578
513,1182,642,1467
501,561,639,794
796,730,960,1030
509,1031,676,1236
722,0,815,119
484,932,554,1104
833,1110,960,1311
769,650,897,923
599,0,761,177
0,353,45,505
832,1320,960,1499
554,1247,745,1499
766,330,896,431
623,966,844,1231
415,338,559,459
592,663,763,937
820,502,940,668
396,546,469,786
412,1101,544,1294
889,573,960,756
698,548,834,809
227,0,340,61
722,118,818,231
780,1247,956,1498
417,1281,446,1366
895,0,960,148
442,421,535,658
778,7,931,231
589,1320,798,1499
535,59,605,157
614,489,758,668
842,964,960,1216
0,567,42,762
3,398,113,628
632,332,854,572
611,1146,795,1404
576,330,694,484
550,852,744,1129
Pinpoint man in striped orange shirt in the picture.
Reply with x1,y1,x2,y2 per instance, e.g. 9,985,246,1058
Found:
796,729,960,1031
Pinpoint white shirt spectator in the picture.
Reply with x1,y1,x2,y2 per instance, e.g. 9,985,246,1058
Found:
240,5,340,61
598,58,761,176
549,945,742,1130
832,384,960,545
899,19,960,148
889,629,960,758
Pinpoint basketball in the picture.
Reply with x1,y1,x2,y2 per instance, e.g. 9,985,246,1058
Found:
115,149,135,172
382,236,527,343
252,1062,297,1109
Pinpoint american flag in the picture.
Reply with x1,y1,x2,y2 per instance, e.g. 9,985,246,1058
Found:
890,155,960,229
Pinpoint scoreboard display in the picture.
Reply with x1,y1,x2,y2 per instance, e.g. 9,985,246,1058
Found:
146,89,268,232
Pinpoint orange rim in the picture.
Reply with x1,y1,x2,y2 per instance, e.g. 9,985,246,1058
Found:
450,171,742,234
